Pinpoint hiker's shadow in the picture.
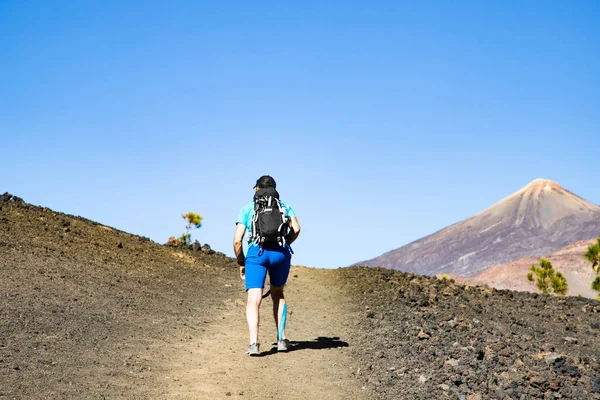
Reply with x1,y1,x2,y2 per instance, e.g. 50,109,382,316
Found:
260,336,349,356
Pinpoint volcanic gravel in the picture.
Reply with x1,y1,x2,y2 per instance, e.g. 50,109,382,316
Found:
339,267,600,399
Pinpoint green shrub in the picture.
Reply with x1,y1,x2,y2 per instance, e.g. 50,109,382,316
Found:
585,237,600,298
584,238,600,274
592,276,600,292
179,212,203,245
527,258,568,295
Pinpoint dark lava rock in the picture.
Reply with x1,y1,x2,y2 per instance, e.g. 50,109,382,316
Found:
339,267,600,400
201,244,215,254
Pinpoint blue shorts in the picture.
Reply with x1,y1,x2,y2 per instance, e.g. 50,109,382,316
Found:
245,245,292,290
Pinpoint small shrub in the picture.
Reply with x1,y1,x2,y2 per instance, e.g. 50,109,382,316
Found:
585,237,600,298
592,276,600,292
550,271,568,295
584,238,600,274
527,258,568,295
179,212,203,245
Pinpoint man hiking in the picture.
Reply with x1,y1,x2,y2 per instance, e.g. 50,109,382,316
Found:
233,175,301,356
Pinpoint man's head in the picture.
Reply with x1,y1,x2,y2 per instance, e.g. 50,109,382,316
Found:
254,175,276,190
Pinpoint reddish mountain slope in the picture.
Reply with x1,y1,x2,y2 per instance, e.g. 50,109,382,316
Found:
450,239,598,298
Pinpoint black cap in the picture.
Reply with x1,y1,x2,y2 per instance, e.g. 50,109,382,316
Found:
253,175,276,189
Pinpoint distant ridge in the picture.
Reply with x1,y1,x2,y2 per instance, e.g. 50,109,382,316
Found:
355,179,600,276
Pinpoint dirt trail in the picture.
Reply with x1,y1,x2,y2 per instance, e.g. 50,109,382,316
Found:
167,267,365,400
0,195,363,399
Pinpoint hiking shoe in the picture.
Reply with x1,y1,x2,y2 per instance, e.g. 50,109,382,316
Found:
247,343,260,356
277,339,290,352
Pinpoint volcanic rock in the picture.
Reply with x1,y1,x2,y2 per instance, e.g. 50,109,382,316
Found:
340,266,600,399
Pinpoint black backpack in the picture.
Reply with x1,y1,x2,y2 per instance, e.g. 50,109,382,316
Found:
251,187,289,247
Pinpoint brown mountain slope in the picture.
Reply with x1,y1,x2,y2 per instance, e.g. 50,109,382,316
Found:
450,239,599,298
356,179,600,276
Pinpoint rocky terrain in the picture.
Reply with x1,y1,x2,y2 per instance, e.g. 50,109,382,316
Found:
2,192,600,399
357,179,600,277
341,267,600,399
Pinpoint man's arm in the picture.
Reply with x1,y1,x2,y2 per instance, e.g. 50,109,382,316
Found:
286,216,301,245
233,224,246,278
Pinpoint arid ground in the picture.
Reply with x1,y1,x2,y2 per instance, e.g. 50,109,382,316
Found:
1,194,600,399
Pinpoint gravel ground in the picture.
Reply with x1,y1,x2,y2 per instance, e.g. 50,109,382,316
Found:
339,267,600,399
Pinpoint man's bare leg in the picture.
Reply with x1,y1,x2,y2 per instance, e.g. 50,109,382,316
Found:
270,285,287,340
246,288,262,344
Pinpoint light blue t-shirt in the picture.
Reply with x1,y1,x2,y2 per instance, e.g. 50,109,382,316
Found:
237,200,296,245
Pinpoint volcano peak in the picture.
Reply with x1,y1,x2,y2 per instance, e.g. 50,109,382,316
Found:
527,178,560,189
356,179,600,276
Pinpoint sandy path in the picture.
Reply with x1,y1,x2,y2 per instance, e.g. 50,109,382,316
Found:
167,267,365,399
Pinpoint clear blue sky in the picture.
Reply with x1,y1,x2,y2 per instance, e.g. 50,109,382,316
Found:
1,1,599,269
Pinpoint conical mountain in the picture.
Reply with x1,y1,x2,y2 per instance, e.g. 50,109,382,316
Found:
357,179,600,276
